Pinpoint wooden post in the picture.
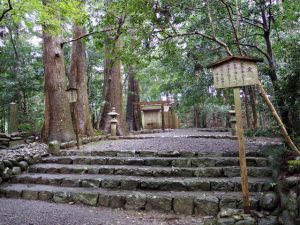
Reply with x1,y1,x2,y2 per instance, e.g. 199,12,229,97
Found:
161,103,165,131
257,82,300,155
233,87,250,214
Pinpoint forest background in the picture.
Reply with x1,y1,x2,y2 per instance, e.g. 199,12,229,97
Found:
0,0,299,143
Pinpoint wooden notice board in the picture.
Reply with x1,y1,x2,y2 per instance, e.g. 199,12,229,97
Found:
208,56,262,89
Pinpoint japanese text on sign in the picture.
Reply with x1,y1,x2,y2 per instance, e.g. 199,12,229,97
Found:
212,60,259,89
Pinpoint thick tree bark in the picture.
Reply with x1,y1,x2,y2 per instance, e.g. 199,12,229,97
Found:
42,32,75,143
98,38,127,135
126,66,141,131
69,24,94,136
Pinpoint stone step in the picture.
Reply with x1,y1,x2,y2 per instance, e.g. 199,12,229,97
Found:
28,164,272,178
16,173,274,192
0,183,265,215
60,149,266,158
41,156,268,167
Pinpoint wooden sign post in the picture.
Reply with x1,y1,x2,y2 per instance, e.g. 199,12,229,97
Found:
208,56,263,213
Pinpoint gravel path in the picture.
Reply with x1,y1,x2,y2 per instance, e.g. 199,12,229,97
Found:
0,198,209,225
73,129,282,154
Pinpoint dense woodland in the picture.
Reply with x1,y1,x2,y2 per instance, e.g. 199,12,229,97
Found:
0,0,299,143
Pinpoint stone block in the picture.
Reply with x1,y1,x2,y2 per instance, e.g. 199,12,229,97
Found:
144,159,171,167
0,161,5,171
211,180,235,191
38,191,54,201
1,167,12,180
12,167,22,175
22,190,38,200
172,159,192,167
159,180,187,191
219,197,237,210
18,161,29,171
24,156,34,165
33,154,42,163
120,179,139,190
73,193,98,206
110,195,126,208
6,189,22,198
257,216,278,225
87,168,100,174
81,179,101,188
3,160,13,168
145,195,172,212
140,180,160,190
53,192,72,203
73,158,91,165
259,192,279,211
192,158,215,167
125,193,146,210
99,168,114,175
48,140,61,155
61,178,81,187
235,220,255,225
172,168,194,177
173,197,194,215
9,159,19,167
194,168,222,177
194,195,219,216
186,180,210,191
98,194,110,207
216,217,235,225
90,158,107,165
101,179,120,189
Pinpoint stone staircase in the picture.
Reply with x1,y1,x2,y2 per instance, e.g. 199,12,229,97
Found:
0,149,274,215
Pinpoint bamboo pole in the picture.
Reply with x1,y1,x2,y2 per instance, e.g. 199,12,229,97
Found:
257,81,300,155
233,87,250,214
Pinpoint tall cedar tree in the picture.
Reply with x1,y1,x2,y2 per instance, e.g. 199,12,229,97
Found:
98,38,127,135
69,24,94,136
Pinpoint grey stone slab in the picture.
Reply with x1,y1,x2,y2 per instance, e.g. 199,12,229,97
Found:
145,195,172,212
173,197,194,215
109,195,126,208
22,190,39,200
73,192,98,206
101,179,120,189
38,191,54,201
125,193,146,210
194,195,219,216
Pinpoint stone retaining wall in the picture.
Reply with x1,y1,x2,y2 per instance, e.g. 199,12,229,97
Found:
0,133,36,149
0,153,47,185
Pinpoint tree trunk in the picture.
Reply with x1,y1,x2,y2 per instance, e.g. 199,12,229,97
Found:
69,24,94,136
126,66,141,131
42,31,75,143
98,38,127,135
260,0,292,133
249,86,258,130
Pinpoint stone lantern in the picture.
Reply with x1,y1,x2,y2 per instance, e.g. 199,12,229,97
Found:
108,107,119,137
228,105,237,136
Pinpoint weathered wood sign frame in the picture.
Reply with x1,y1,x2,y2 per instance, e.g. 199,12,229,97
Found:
208,56,263,213
209,56,262,88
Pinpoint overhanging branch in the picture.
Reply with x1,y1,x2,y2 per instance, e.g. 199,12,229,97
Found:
0,0,13,22
61,27,118,46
